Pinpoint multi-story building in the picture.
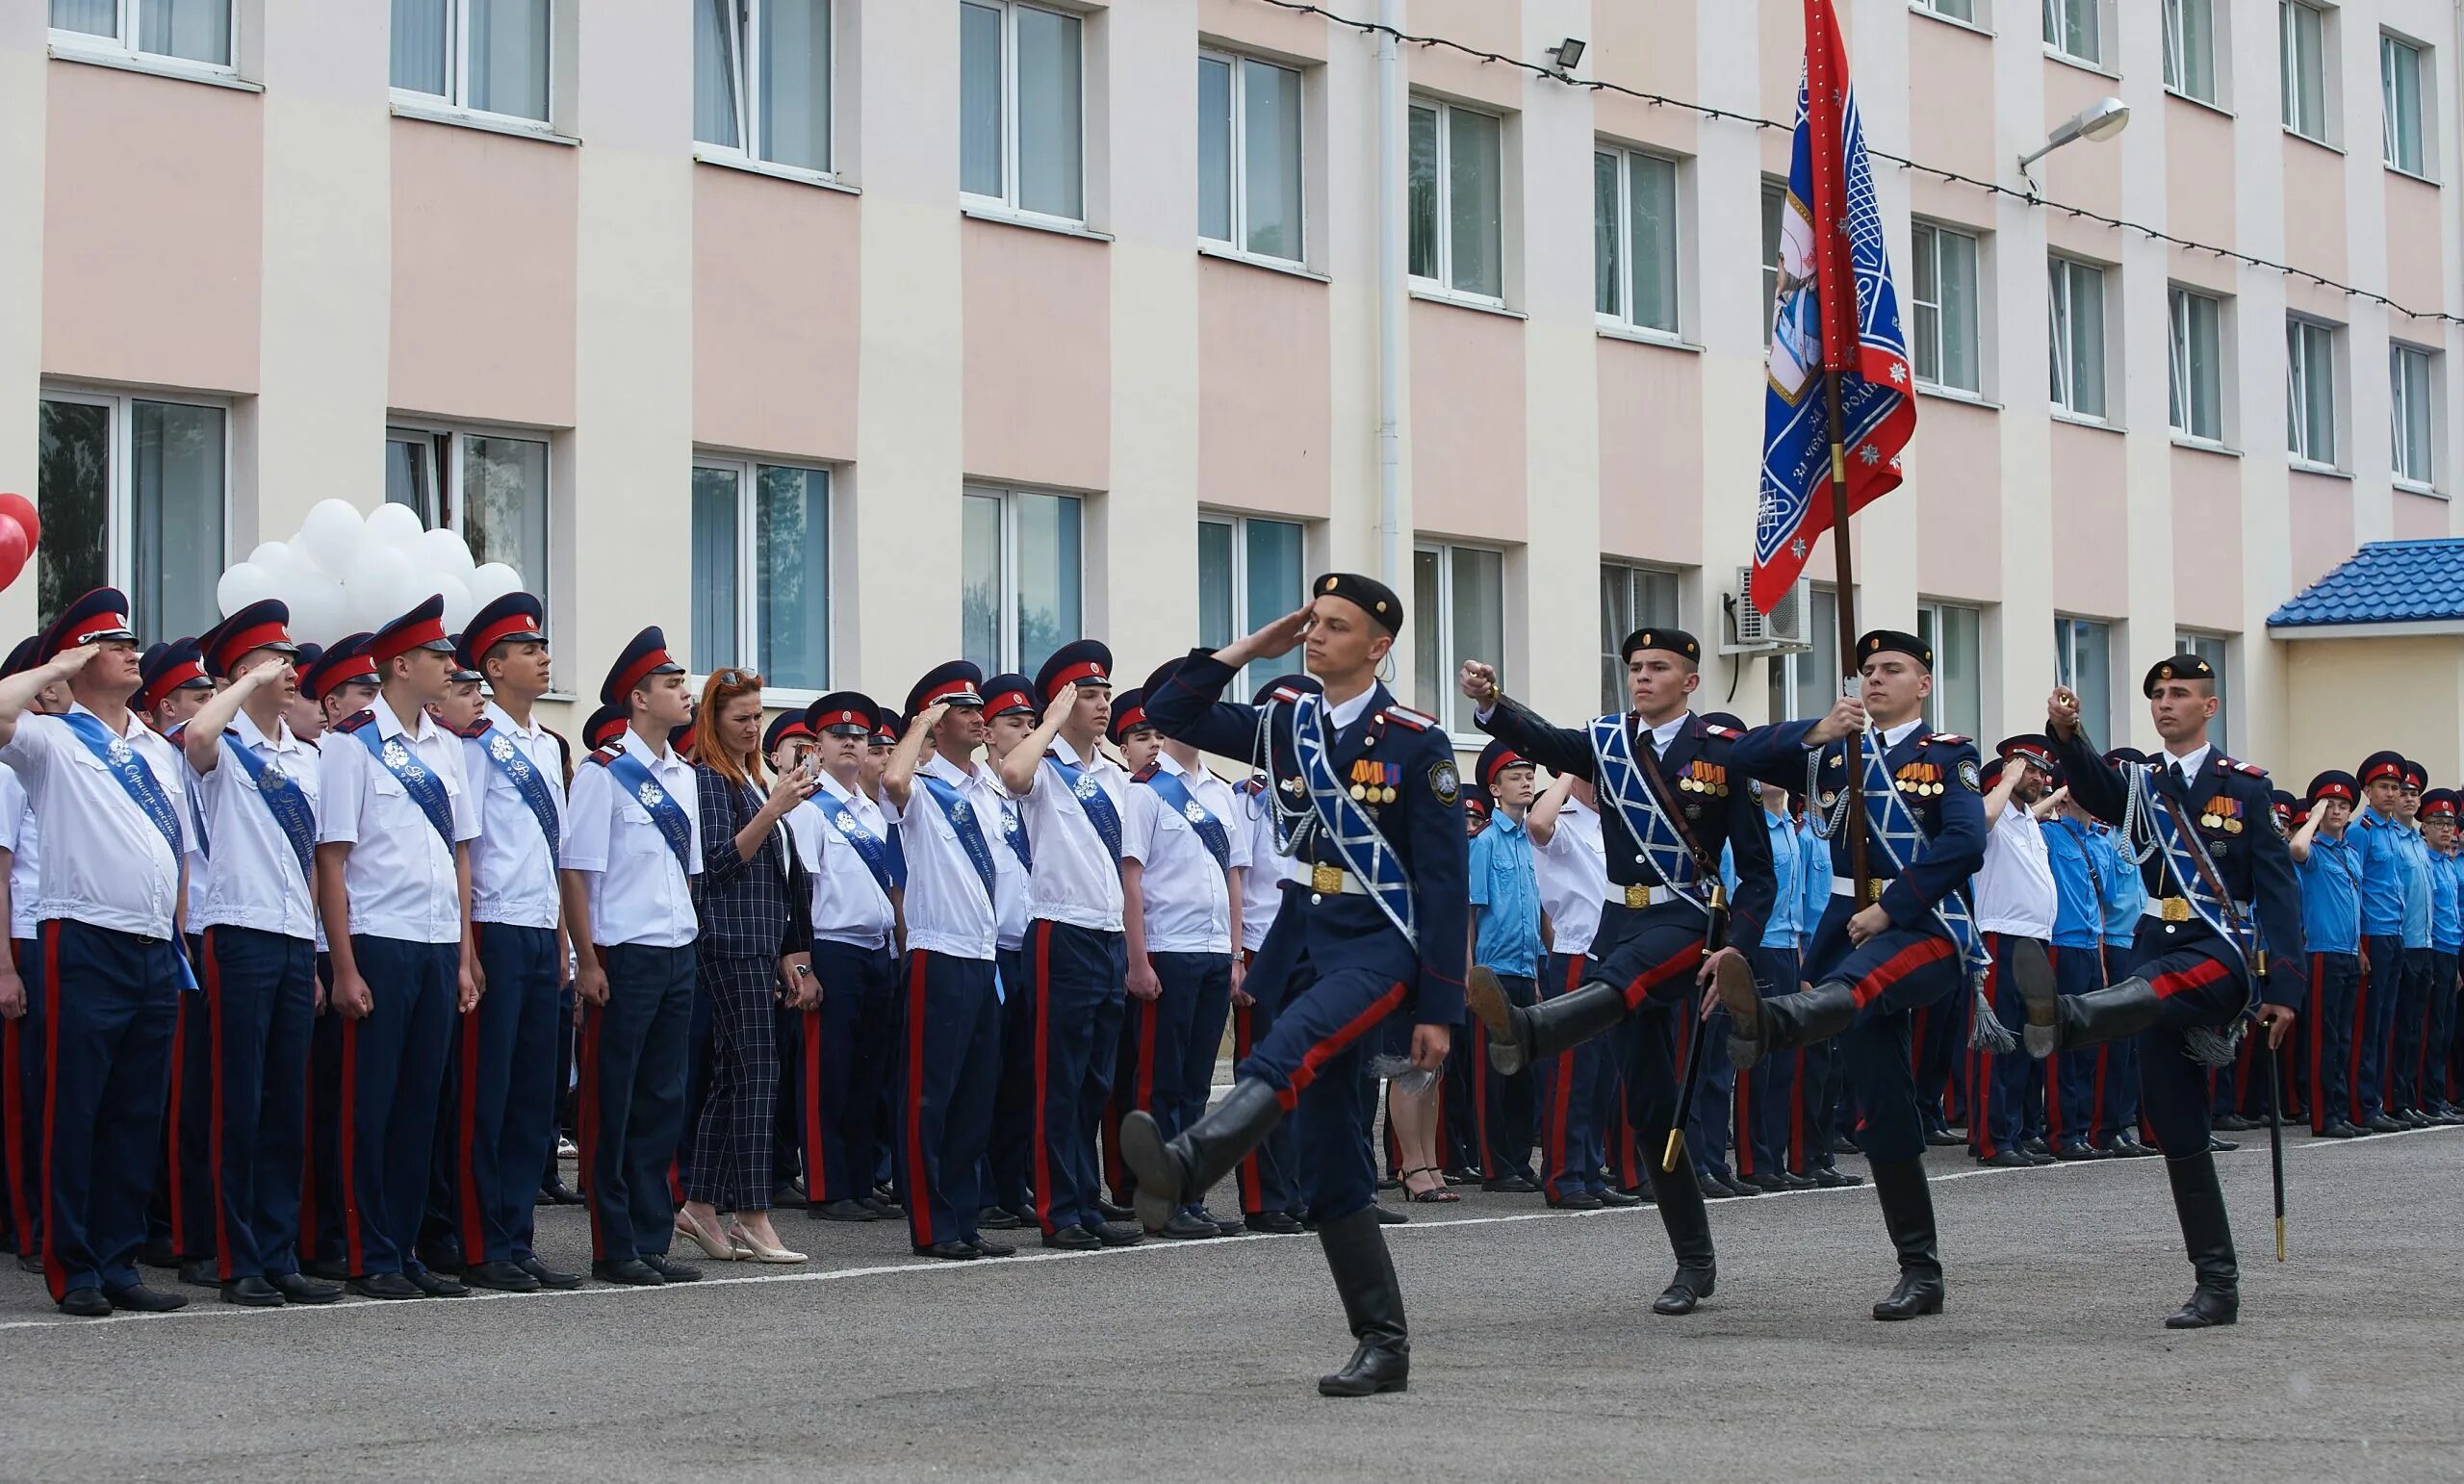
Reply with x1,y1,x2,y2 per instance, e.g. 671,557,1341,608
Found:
4,0,2456,775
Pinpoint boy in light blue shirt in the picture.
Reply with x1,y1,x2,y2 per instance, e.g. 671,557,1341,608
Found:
1465,743,1544,1191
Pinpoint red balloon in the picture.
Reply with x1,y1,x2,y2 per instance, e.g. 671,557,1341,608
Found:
0,516,29,591
0,495,37,552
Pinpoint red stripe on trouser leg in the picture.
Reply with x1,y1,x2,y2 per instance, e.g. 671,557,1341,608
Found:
1276,984,1410,1112
1233,1006,1261,1214
1620,953,1697,1011
903,950,935,1248
166,994,187,1258
205,930,233,1280
457,966,487,1264
38,922,63,1300
2151,957,2232,1000
803,1007,827,1202
1851,936,1958,1011
1546,1037,1573,1192
339,1018,364,1276
1031,923,1055,1235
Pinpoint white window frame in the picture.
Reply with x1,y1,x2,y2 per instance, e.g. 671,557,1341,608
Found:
959,0,1088,229
1767,583,1844,724
2052,614,2115,744
1197,511,1311,693
2174,629,2232,753
1197,49,1307,267
1909,220,1982,396
690,454,835,704
2048,255,2109,422
46,0,240,84
695,0,836,181
2162,0,2220,106
2285,316,2340,471
2281,0,2330,144
2390,343,2438,491
2168,284,2227,446
1915,600,1984,739
2381,31,2430,179
389,0,558,132
2042,0,2103,67
385,421,554,613
1593,143,1683,340
1407,96,1507,308
1912,0,1982,29
38,383,235,639
1414,539,1506,740
963,484,1086,676
1599,561,1684,715
1759,180,1786,344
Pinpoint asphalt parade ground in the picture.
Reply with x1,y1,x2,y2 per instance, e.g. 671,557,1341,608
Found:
1,1124,2458,1482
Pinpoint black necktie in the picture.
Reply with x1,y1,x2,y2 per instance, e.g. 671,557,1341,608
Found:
1640,728,1660,762
2168,761,2188,793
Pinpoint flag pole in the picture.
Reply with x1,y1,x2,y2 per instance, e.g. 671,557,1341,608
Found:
1822,369,1870,894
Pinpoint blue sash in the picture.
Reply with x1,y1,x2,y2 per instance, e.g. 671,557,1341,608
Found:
1043,751,1123,860
1588,715,1711,914
475,725,562,863
2133,766,2250,973
1141,768,1231,871
60,711,195,990
919,772,997,904
999,799,1031,870
1291,693,1416,947
602,749,693,876
219,732,318,885
816,792,900,898
1855,735,1991,980
348,722,456,849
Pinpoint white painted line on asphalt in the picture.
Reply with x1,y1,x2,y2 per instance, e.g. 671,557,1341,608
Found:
1,1123,2450,1335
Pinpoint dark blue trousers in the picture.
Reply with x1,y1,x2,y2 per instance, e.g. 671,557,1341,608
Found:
2045,942,2104,1148
894,950,998,1249
1536,951,1605,1202
1175,953,1235,1182
2124,935,2252,1156
304,954,342,1267
1732,942,1802,1180
1786,1011,1846,1175
2304,951,2360,1132
802,940,898,1205
1911,981,1963,1134
334,935,455,1278
2091,939,2143,1144
1475,970,1538,1184
183,926,316,1280
1966,933,2034,1160
1108,950,1232,1210
579,942,695,1265
1024,919,1124,1236
1687,1002,1736,1178
4,938,44,1256
1803,902,1966,1164
986,945,1033,1212
2387,947,2436,1114
440,923,560,1265
38,920,179,1299
1231,951,1300,1218
2351,935,2403,1122
2423,950,2457,1111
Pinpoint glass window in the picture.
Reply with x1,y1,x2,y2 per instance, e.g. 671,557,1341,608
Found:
385,424,550,627
1600,563,1681,714
959,1,1083,220
696,0,834,173
959,1,1005,199
1593,146,1681,335
2392,344,2436,487
1407,99,1504,301
392,0,551,122
2054,617,2113,746
1196,53,1305,263
1915,0,1977,23
2281,0,2327,142
1196,514,1307,694
2043,0,2100,64
2176,631,2231,754
1916,601,1983,740
2382,33,2426,176
1768,586,1842,725
962,486,1083,677
1760,181,1785,342
1413,542,1504,733
1910,222,1980,394
2163,0,2218,103
2286,317,2338,466
2168,286,2224,443
54,0,233,67
2048,256,2107,420
689,466,740,673
690,460,830,689
38,393,226,643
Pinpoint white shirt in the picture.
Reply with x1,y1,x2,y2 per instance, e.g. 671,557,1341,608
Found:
2158,742,2212,786
890,752,997,959
1531,792,1609,958
180,746,214,930
1236,779,1302,953
977,760,1031,953
1124,753,1248,956
0,764,34,941
1879,716,1927,750
192,708,321,939
563,727,702,950
1323,685,1376,730
318,700,480,945
0,704,187,938
1641,711,1687,753
461,701,567,931
1019,733,1127,933
786,771,897,950
1974,803,2057,938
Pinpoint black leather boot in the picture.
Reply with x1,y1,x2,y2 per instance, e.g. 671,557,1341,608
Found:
1468,967,1629,1075
1316,1206,1410,1397
1721,974,1859,1069
2163,1152,2239,1329
1868,1157,1945,1320
1643,1147,1717,1315
1120,1080,1285,1235
2022,974,2164,1060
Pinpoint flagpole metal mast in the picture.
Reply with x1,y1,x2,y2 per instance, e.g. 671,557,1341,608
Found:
1822,371,1870,894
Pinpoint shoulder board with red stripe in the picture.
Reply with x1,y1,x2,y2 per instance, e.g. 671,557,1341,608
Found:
163,723,186,744
456,718,490,740
585,742,622,768
1268,685,1303,705
1381,705,1436,732
1133,763,1159,782
338,709,377,734
2225,757,2265,778
1920,733,1970,747
1702,724,1742,741
1236,776,1266,796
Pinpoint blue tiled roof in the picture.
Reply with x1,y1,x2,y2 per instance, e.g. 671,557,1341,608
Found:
2269,539,2464,628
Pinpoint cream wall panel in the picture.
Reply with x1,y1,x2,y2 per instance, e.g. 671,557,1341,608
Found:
0,6,44,638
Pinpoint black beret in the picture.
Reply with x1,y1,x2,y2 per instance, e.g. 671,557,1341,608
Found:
1619,627,1700,664
2142,652,2217,697
1311,572,1403,637
1856,629,1932,671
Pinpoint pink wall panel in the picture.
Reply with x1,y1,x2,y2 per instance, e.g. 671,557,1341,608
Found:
1594,340,1701,564
2167,448,2242,630
2163,100,2236,257
1590,0,1697,144
1904,18,1995,187
1196,258,1330,519
2286,471,2355,595
2048,422,2127,616
2280,141,2348,287
43,61,263,393
691,166,860,461
960,218,1110,492
2393,489,2451,541
1910,397,2000,602
1195,0,1328,59
2383,176,2447,322
1408,300,1525,543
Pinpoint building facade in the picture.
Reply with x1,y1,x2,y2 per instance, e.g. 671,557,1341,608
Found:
4,0,2459,776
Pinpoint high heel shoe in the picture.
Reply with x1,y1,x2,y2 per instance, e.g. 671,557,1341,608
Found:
726,1222,808,1264
674,1210,742,1262
1399,1167,1459,1203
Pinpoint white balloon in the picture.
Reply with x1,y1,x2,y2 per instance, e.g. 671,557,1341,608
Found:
365,501,426,552
248,541,295,577
346,546,418,630
216,562,273,619
465,562,524,609
285,576,344,646
416,525,477,578
436,573,475,633
297,499,368,575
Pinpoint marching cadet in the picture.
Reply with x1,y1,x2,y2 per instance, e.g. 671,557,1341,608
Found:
976,674,1040,1231
1128,575,1465,1396
1228,673,1315,1232
1718,629,1986,1322
317,596,482,1300
995,640,1142,1251
2419,789,2463,1122
440,594,578,1292
1114,663,1247,1239
1526,768,1638,1209
1722,755,1809,1193
784,692,902,1224
0,590,192,1316
2036,654,2300,1328
2347,751,2410,1133
138,637,214,735
561,627,704,1286
171,601,340,1307
2091,748,2156,1158
1967,740,2058,1169
2040,774,2114,1161
0,637,61,1274
1457,627,1775,1318
1463,740,1543,1194
2386,763,2435,1125
2294,773,2363,1137
880,663,1009,1261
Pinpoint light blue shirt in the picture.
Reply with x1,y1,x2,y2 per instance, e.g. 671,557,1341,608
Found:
2353,807,2408,940
2041,818,2103,949
2431,849,2461,953
1721,806,1798,950
2298,832,2362,959
2396,822,2434,950
1796,817,1830,949
1469,808,1543,978
2093,824,2144,947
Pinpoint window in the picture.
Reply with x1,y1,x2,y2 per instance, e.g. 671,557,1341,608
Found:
1593,146,1681,335
2392,344,2436,488
1767,585,1843,725
384,425,551,611
1915,602,1983,740
391,0,552,122
962,487,1082,678
2047,256,2108,421
2163,0,2218,103
2053,617,2114,745
49,0,232,69
2168,286,2224,443
960,0,1083,221
2285,317,2337,467
2382,33,2426,175
1198,52,1305,263
695,0,834,175
1412,543,1503,734
1909,222,1981,394
2176,631,2231,753
1759,181,1785,340
38,392,227,644
1599,563,1681,714
1407,99,1504,301
1915,0,1977,24
2043,0,2100,65
2281,0,2327,142
1197,514,1307,695
690,458,832,692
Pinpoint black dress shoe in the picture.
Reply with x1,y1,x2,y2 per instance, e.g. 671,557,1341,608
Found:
1698,1172,1735,1201
1978,1150,2036,1169
16,1251,40,1273
1480,1175,1539,1193
1776,1171,1818,1190
915,1241,981,1261
409,1269,471,1297
2053,1140,2102,1162
641,1254,702,1283
968,1237,1016,1258
177,1257,219,1289
219,1275,285,1307
1742,1170,1790,1193
590,1259,663,1287
2019,1137,2053,1159
1812,1165,1864,1188
1160,1212,1220,1240
517,1257,583,1291
809,1198,880,1222
1040,1226,1100,1251
1924,1126,1964,1147
1594,1187,1644,1207
1372,1204,1408,1225
2363,1113,2408,1134
57,1288,111,1318
464,1260,542,1292
1872,1269,1944,1320
104,1282,188,1313
2319,1117,2363,1139
770,1181,808,1209
978,1206,1024,1230
2205,1136,2240,1154
860,1196,899,1216
1653,1264,1716,1316
538,1178,586,1206
1208,1212,1245,1237
1093,1197,1135,1222
1087,1220,1144,1246
1714,1170,1762,1198
1441,1167,1477,1186
137,1237,178,1270
2212,1113,2253,1132
416,1243,464,1277
1548,1192,1604,1210
1246,1210,1306,1234
269,1271,344,1304
1829,1134,1863,1156
2021,1147,2057,1166
305,1256,351,1281
2165,1285,2239,1329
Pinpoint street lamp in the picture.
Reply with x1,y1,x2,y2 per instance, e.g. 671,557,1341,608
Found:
2018,96,2131,190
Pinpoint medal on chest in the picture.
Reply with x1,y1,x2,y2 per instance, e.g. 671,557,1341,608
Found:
1349,759,1396,806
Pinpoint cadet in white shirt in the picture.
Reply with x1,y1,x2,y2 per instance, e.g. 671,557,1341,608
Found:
0,634,56,1272
1968,737,2061,1168
1227,672,1314,1236
296,633,380,1277
316,596,482,1302
974,674,1040,1231
0,589,193,1317
135,635,213,1280
996,640,1140,1250
560,627,704,1288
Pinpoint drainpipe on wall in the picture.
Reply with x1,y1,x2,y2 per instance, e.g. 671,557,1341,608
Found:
1376,0,1403,592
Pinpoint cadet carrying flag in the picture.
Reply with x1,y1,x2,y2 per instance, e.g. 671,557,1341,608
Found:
1751,0,1916,615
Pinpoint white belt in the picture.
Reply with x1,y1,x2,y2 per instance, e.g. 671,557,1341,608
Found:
1831,875,1889,903
1306,861,1371,897
2143,898,2252,922
1607,884,1681,909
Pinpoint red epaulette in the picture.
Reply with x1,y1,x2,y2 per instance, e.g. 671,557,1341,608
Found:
1921,732,1970,747
2227,757,2266,779
456,717,491,741
1703,724,1743,741
1133,762,1159,782
163,723,186,744
1381,704,1436,732
1236,775,1266,796
1268,685,1304,705
584,742,621,768
338,708,377,734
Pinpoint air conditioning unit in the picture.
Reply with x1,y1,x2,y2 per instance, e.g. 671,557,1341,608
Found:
1721,566,1813,655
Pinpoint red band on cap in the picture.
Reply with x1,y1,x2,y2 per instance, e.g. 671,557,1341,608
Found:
216,619,292,672
372,615,449,667
2426,800,2455,819
65,612,131,649
984,688,1033,715
1046,661,1106,696
1482,750,1527,785
1114,704,1149,734
612,647,675,701
141,659,207,710
2316,782,2354,802
2361,761,2405,785
920,678,980,708
813,708,862,730
466,612,541,662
